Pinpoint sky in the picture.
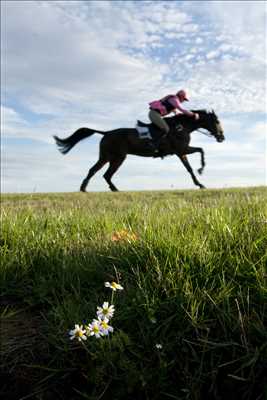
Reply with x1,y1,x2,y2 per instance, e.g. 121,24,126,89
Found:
1,0,267,193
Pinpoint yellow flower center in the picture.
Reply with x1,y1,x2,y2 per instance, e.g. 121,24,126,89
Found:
93,325,100,333
102,321,108,329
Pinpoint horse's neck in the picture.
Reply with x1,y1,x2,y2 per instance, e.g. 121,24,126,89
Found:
168,115,201,134
181,117,197,133
188,115,207,132
172,115,195,126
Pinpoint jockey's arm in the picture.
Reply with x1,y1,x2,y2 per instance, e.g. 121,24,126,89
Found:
168,97,195,118
176,103,195,117
176,103,199,120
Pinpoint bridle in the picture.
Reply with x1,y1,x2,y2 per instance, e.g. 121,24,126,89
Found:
196,112,224,141
172,110,224,142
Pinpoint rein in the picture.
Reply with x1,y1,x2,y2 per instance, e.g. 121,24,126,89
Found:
196,128,213,138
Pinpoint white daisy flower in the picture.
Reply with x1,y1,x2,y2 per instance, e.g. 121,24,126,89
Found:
104,281,124,291
155,343,163,350
69,324,87,342
87,319,104,339
97,302,115,320
100,318,114,336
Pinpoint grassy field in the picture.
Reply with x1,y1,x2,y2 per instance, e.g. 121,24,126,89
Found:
1,187,267,400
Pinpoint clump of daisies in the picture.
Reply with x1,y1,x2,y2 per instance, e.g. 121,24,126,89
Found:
69,281,123,342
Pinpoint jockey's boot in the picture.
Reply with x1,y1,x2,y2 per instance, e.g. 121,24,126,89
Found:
145,140,158,153
153,132,167,158
151,141,164,158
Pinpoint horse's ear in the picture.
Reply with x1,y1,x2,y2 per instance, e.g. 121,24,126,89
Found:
212,109,215,114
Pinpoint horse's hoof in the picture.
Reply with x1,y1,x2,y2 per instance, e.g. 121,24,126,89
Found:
198,168,203,175
199,185,206,189
80,185,87,192
80,180,88,192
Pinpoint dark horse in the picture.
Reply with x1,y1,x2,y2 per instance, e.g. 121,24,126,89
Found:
54,109,224,192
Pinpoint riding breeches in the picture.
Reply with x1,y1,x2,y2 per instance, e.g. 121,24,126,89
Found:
148,109,170,134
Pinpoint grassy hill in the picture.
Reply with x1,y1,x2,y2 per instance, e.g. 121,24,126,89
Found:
1,187,267,400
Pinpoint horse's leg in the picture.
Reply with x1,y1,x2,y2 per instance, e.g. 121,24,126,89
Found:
80,158,107,192
177,154,205,189
184,146,206,175
103,156,126,192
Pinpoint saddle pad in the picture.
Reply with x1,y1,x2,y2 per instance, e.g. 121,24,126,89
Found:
135,124,152,139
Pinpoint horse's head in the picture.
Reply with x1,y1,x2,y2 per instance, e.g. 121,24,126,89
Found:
196,110,225,142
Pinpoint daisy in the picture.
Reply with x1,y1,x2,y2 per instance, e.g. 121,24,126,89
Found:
69,324,87,342
87,319,104,339
100,318,114,336
104,281,124,291
97,302,115,320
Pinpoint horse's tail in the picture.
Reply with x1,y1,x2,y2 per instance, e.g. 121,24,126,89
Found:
54,127,105,154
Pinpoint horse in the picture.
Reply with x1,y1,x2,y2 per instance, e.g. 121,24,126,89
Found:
54,109,225,192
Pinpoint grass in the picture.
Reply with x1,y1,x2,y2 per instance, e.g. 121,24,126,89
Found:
1,187,267,400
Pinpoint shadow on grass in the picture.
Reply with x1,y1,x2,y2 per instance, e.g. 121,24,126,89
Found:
1,241,267,400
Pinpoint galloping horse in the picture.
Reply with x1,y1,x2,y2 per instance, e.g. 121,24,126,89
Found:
54,109,224,192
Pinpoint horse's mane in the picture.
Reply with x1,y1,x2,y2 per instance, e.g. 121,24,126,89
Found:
191,109,210,114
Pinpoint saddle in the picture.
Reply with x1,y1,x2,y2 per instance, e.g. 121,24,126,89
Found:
137,116,184,136
135,120,170,159
136,120,162,140
135,117,185,158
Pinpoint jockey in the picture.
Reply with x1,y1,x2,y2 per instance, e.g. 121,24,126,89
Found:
148,90,199,137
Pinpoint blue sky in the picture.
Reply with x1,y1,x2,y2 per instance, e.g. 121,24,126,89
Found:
1,0,266,193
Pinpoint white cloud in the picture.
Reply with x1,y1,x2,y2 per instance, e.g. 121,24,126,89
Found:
195,37,203,44
1,105,25,127
248,122,267,142
206,50,220,60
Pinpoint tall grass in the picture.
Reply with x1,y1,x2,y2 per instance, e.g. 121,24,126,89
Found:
1,187,267,399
